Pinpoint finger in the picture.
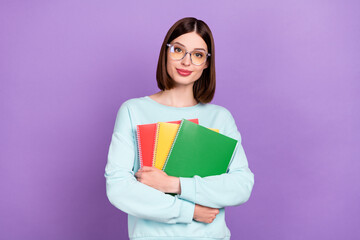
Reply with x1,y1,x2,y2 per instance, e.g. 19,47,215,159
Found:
141,166,153,171
137,167,147,172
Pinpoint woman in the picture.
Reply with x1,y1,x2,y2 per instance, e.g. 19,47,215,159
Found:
104,17,254,240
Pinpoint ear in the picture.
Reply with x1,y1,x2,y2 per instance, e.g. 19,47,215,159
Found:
204,61,209,70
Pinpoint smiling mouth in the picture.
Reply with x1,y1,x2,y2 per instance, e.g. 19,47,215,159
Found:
176,68,192,76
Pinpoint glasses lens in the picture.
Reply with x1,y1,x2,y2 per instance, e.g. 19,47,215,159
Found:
168,44,208,65
191,50,207,65
169,44,185,60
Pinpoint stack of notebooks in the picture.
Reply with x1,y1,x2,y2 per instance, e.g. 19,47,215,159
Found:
136,118,239,194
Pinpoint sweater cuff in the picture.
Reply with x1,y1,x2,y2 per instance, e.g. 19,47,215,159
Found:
179,177,196,203
177,197,195,224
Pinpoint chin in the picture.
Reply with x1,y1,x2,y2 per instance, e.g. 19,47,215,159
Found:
173,76,196,84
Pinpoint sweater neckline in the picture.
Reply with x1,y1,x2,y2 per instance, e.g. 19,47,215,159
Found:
144,96,201,110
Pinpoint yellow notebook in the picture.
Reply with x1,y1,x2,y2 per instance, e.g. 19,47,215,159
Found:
153,122,219,170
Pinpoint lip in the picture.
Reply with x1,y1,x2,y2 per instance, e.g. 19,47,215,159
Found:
176,68,192,76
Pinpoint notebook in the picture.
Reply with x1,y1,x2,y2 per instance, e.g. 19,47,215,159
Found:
153,122,219,170
136,119,199,167
163,119,238,178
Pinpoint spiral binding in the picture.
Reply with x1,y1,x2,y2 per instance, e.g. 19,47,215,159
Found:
152,122,161,167
136,125,143,168
162,119,185,171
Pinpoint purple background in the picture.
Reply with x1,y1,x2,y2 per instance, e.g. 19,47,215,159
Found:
1,1,359,239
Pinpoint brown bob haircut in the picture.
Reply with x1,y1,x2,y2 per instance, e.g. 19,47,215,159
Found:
156,17,216,104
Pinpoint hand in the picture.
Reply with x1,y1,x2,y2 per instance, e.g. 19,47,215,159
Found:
193,204,220,224
135,166,178,193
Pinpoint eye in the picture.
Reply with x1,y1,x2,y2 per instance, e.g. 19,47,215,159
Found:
194,52,204,58
174,47,182,53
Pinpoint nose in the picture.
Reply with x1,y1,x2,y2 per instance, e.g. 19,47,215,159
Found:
181,52,191,66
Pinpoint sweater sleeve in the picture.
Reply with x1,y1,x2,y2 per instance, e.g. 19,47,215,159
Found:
104,101,195,224
178,109,255,209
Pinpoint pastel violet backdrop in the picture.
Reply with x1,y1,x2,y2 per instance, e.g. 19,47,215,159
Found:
0,1,359,240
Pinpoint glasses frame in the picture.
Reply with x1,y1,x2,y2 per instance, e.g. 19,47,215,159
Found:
166,43,211,66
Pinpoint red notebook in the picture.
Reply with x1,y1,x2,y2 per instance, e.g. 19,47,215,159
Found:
136,119,199,167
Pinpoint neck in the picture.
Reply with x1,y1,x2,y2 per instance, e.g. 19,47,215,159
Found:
157,86,198,108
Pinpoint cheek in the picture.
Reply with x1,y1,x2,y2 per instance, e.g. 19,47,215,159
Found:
193,68,205,78
166,60,175,74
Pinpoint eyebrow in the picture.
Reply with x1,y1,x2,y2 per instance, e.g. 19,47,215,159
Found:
173,42,207,51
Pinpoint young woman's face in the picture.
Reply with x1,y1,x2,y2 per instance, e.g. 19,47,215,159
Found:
166,32,209,87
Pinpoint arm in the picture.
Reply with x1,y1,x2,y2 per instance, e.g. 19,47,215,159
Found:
177,110,255,209
104,101,195,224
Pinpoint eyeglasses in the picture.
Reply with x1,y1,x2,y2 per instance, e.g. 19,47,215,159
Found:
166,43,211,66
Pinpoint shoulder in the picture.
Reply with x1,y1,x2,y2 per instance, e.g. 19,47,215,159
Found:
114,97,144,120
118,96,146,109
204,102,234,121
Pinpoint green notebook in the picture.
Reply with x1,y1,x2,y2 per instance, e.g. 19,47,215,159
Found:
163,119,238,179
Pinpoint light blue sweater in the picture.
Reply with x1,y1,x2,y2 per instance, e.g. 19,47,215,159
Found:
104,96,254,240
